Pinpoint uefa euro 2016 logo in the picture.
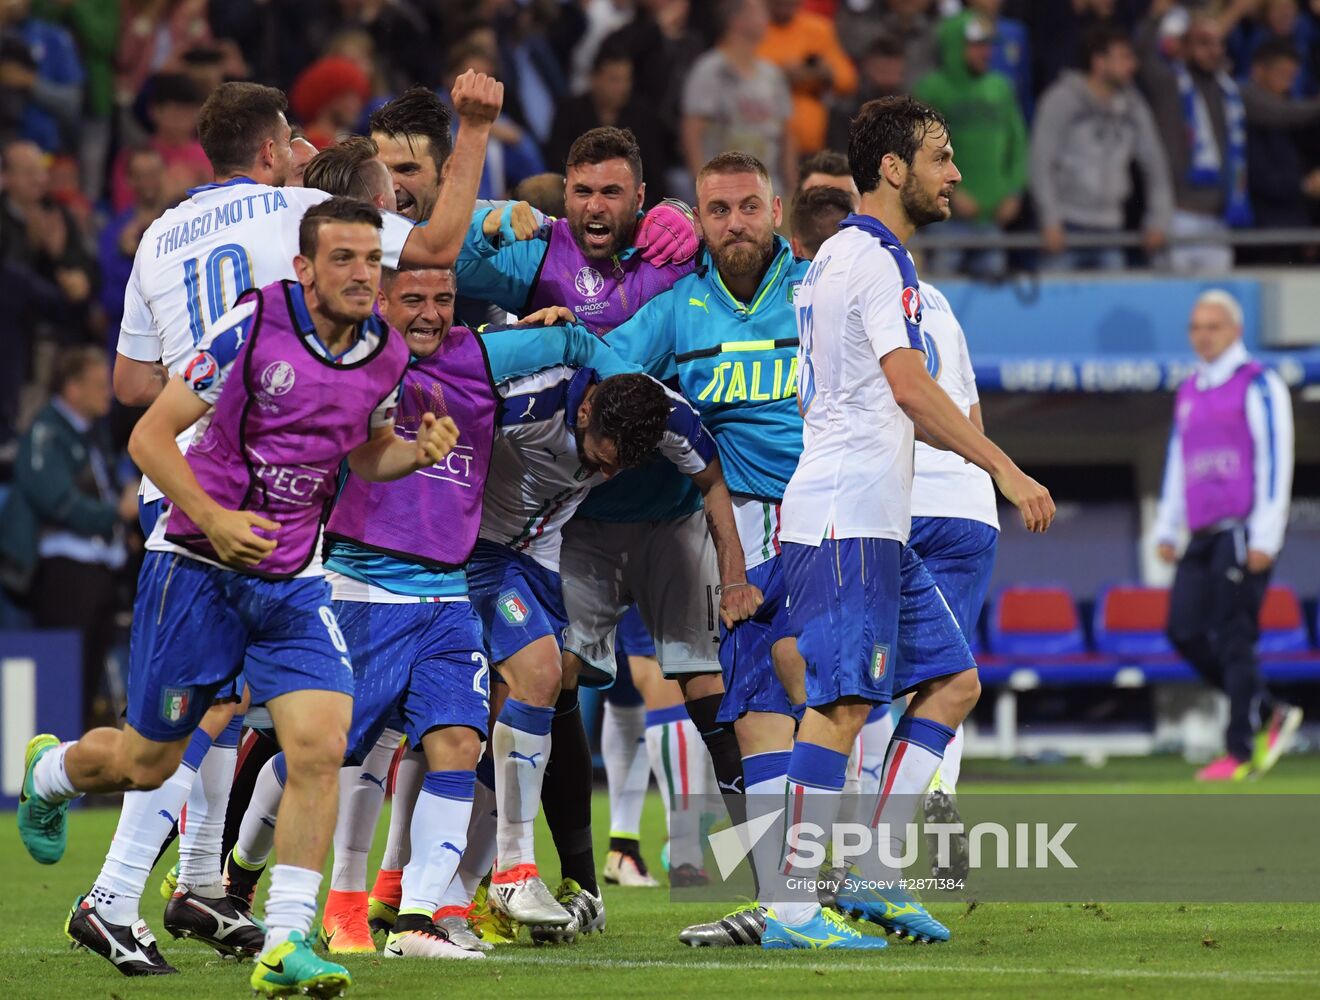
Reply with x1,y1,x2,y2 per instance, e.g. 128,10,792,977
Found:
261,360,297,396
574,266,605,299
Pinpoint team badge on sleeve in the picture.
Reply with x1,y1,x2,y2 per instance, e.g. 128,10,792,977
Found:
901,286,922,325
184,352,219,391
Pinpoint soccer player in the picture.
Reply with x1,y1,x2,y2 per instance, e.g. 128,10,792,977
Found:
907,280,999,879
19,198,462,998
765,96,1054,950
224,267,639,958
458,125,761,929
471,362,743,936
60,72,502,977
598,151,807,945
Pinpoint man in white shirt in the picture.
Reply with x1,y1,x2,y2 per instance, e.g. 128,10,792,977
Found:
766,95,1053,950
1154,289,1298,781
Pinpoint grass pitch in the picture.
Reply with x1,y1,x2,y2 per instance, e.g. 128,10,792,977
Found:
3,754,1318,999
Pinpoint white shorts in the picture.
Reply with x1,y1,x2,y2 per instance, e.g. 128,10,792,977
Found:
561,510,721,686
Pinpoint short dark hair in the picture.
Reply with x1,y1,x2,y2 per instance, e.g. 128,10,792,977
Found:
697,150,771,186
303,136,385,202
1079,24,1133,70
1253,37,1302,68
848,96,948,195
592,43,632,75
799,149,851,180
791,185,854,259
588,374,671,470
197,82,289,177
298,196,383,257
566,126,643,184
51,346,107,395
864,35,906,61
148,72,205,108
368,85,454,174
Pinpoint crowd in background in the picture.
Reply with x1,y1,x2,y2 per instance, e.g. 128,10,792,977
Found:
2,0,1320,719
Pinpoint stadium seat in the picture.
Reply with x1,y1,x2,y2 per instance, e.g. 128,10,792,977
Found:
1257,585,1309,654
1092,585,1174,657
987,585,1087,656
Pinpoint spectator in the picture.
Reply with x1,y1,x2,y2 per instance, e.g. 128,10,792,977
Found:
916,11,1027,277
442,42,545,201
290,55,371,150
0,138,98,336
110,72,210,213
757,0,857,156
1138,10,1250,274
513,171,568,218
178,42,231,95
1226,0,1318,97
31,0,119,197
545,46,670,204
796,147,858,207
0,346,136,729
964,0,1033,119
789,181,852,258
492,1,568,149
115,0,212,102
1030,25,1172,270
682,0,796,196
1020,0,1145,94
600,0,702,194
836,0,939,91
570,0,637,93
99,146,167,345
1243,39,1320,257
826,34,906,151
0,0,83,153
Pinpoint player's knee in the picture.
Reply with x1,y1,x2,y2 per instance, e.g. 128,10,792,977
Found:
953,670,982,714
280,725,348,775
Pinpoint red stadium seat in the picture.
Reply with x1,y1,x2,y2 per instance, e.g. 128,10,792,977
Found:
1258,585,1309,654
1093,585,1173,657
988,586,1086,656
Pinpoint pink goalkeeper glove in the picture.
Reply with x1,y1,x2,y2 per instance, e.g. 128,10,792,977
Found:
636,198,699,266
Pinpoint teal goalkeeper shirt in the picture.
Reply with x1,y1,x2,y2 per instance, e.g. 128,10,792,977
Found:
324,322,638,597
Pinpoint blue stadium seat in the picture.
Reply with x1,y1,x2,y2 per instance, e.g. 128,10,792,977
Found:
1257,585,1309,655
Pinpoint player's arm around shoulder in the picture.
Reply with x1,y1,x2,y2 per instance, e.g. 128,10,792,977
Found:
602,286,682,380
480,315,641,381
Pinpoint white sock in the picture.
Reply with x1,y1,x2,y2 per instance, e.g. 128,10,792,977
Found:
858,710,894,800
399,771,475,915
330,729,398,892
658,717,704,870
381,748,424,872
775,743,848,926
644,720,674,837
31,741,79,802
235,753,286,868
92,730,211,922
492,698,553,870
836,739,865,829
871,717,956,876
743,751,790,903
937,724,964,793
603,701,648,840
445,761,498,907
263,864,322,950
178,730,239,894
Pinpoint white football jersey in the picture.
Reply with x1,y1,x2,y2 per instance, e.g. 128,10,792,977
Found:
910,282,998,529
780,223,923,546
118,178,414,501
480,366,716,572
